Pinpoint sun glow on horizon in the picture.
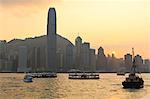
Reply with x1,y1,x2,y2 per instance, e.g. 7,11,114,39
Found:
112,51,116,55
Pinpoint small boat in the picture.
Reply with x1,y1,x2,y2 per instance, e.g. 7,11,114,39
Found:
23,75,33,83
122,58,144,88
122,73,144,88
68,69,81,73
117,72,125,76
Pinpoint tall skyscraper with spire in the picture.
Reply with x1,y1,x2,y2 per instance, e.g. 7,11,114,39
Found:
47,8,57,72
75,36,82,69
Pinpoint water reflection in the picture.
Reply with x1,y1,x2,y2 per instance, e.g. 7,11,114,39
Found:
0,73,150,99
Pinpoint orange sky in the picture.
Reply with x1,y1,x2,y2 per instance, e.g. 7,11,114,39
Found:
0,0,150,59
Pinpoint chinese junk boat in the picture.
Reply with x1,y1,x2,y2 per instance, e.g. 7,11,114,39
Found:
122,53,144,88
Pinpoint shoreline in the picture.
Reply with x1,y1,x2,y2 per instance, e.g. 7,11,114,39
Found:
0,72,150,73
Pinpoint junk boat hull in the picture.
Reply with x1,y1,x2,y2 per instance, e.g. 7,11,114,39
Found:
122,73,144,89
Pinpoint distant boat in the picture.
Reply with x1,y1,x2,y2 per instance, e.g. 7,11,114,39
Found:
117,72,125,76
29,72,57,78
122,60,144,89
69,72,99,79
23,75,33,83
68,69,81,73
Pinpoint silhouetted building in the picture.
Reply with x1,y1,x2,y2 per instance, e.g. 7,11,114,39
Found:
0,40,7,71
66,44,74,71
81,42,90,71
90,49,96,71
47,8,57,72
75,36,82,69
124,53,132,72
96,47,107,72
17,46,28,72
0,40,7,59
56,49,64,72
143,59,150,72
134,54,143,72
116,58,125,72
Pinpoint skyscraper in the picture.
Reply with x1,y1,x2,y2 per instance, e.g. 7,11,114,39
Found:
134,54,143,72
143,59,150,72
66,44,74,70
17,46,28,72
89,49,96,71
0,40,7,71
81,42,90,71
47,8,57,72
75,36,82,69
96,47,107,71
124,53,132,72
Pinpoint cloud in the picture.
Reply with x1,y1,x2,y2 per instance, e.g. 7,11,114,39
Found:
0,0,48,6
0,0,52,17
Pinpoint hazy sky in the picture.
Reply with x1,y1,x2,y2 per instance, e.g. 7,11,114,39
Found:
0,0,150,59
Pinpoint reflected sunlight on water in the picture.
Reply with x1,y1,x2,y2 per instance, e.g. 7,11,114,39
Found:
0,73,150,99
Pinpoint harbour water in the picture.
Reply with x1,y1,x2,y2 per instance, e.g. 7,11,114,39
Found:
0,73,150,99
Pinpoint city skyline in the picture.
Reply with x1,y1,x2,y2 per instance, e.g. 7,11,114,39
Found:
0,7,150,73
0,0,150,59
0,1,150,98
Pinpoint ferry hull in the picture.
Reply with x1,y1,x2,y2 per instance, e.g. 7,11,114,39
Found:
69,77,99,79
32,75,57,78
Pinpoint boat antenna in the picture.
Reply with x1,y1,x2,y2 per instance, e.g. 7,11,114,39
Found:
131,47,136,74
132,47,134,60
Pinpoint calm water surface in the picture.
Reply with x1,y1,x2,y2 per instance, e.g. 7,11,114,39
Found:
0,73,150,99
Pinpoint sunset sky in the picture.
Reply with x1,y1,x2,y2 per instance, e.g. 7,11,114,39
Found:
0,0,150,59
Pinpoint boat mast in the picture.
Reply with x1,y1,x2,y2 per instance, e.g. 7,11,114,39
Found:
132,48,134,59
131,48,136,74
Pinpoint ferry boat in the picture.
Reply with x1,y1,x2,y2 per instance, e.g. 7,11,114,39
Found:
69,72,99,79
29,72,57,78
23,75,33,83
